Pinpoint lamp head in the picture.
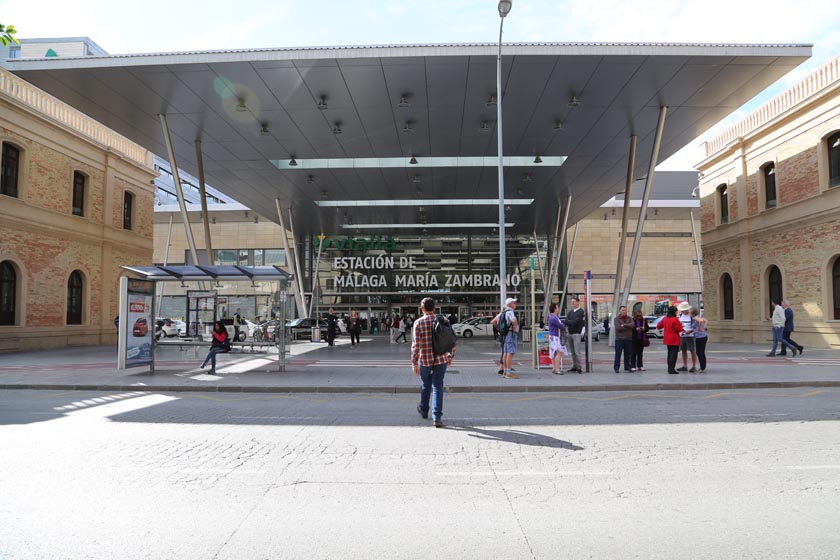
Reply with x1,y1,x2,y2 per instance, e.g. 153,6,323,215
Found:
498,0,512,17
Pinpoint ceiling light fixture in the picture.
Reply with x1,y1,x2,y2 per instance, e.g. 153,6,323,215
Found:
516,187,524,196
260,123,269,136
523,173,533,182
533,154,543,164
398,95,410,108
317,96,328,110
553,120,564,131
320,189,328,200
289,157,298,167
486,93,497,107
307,174,315,184
409,156,418,165
568,95,580,108
402,122,415,134
235,98,247,112
479,121,492,133
412,174,422,184
332,123,342,134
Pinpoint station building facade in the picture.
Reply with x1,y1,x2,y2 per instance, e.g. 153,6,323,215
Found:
697,54,840,348
0,67,156,352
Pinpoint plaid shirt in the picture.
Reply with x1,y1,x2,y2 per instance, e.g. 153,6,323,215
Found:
411,311,456,367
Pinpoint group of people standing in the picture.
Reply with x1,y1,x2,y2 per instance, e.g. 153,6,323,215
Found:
657,302,708,375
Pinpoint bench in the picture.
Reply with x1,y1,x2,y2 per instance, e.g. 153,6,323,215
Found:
156,339,283,354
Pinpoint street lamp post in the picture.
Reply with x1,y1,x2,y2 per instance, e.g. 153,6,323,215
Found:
496,0,512,311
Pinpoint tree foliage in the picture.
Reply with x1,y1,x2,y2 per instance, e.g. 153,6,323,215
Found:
1,23,19,47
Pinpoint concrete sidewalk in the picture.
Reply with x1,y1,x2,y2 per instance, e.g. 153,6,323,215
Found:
1,335,838,393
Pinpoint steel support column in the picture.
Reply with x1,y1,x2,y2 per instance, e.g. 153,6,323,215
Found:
609,134,637,347
543,193,571,319
689,208,704,308
558,222,580,312
275,199,307,319
496,17,508,311
194,139,214,265
159,114,200,267
621,106,668,307
532,230,546,300
287,209,308,319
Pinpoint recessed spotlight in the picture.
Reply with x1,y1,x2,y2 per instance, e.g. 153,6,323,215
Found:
486,93,497,107
289,157,298,167
479,121,492,133
523,173,533,183
568,95,580,108
553,120,564,131
398,95,410,108
333,123,342,134
402,122,415,134
533,154,543,164
317,96,328,110
235,98,247,112
412,174,422,184
307,174,315,184
516,187,524,196
260,123,269,136
409,156,418,165
320,189,328,200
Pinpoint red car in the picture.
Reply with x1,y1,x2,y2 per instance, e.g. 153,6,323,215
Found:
132,317,148,337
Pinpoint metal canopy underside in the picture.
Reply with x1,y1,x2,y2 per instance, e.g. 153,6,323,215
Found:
122,265,292,282
9,42,810,234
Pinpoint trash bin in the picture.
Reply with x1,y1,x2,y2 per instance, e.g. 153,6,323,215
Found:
310,326,321,342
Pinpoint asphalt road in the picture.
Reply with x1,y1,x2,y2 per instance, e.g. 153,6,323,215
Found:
2,388,840,559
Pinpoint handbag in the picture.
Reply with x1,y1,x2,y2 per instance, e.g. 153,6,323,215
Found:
641,331,650,347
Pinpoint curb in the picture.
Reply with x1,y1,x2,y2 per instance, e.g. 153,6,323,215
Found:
2,380,840,394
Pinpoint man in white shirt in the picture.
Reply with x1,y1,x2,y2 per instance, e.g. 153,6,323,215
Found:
767,301,799,356
676,301,697,372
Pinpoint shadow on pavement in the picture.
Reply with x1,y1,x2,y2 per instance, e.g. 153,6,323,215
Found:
450,426,584,450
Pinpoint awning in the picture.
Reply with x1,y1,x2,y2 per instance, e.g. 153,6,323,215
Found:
122,265,293,282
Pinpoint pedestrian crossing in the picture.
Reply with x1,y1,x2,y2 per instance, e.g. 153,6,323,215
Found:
795,358,840,367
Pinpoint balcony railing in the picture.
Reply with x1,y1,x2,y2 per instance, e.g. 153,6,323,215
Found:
0,68,153,168
703,55,840,158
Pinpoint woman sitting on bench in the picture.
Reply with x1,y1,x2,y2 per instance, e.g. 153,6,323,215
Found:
200,321,230,374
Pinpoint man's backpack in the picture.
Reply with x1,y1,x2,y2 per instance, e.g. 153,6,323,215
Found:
432,315,457,356
498,309,511,337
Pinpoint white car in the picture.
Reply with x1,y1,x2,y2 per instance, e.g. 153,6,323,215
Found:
155,318,185,340
452,317,494,338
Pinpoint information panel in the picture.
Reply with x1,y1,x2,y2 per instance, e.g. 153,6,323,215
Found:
118,277,155,370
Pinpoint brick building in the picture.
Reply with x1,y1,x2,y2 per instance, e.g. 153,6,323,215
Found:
0,68,156,352
697,55,840,348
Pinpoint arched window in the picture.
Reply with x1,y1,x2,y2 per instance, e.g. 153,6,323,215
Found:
1,142,21,198
123,191,133,230
762,163,776,209
722,273,734,320
829,131,840,189
72,171,86,217
833,258,840,320
768,265,783,308
718,184,729,224
0,260,16,325
67,270,83,325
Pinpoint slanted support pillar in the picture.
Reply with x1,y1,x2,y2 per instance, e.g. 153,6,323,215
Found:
275,199,307,319
159,114,200,267
621,106,667,308
543,193,571,319
194,139,214,265
609,134,637,347
558,222,580,312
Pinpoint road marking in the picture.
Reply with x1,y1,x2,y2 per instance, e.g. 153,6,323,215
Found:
436,471,613,477
785,465,840,470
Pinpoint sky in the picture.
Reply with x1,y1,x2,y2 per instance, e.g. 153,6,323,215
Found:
2,0,839,170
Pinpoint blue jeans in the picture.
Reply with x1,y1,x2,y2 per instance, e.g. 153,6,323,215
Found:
419,363,447,421
614,339,632,371
770,326,797,355
201,347,226,370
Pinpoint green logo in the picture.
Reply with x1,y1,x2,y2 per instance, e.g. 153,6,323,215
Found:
313,235,397,252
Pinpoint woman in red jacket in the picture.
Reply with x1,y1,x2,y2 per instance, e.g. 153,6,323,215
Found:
200,320,230,374
659,306,684,375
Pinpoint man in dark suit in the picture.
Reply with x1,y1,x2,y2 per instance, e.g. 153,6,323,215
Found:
779,300,804,356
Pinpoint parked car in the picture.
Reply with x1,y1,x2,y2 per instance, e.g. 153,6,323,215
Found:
452,316,494,338
646,315,665,338
132,317,148,337
286,318,333,341
558,316,604,341
155,318,185,340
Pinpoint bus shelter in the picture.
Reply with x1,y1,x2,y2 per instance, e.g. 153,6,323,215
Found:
117,265,293,372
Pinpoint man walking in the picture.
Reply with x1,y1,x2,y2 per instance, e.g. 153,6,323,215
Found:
233,308,243,341
492,298,520,379
612,305,634,373
325,308,338,346
412,297,456,428
768,300,799,356
564,297,585,373
779,300,804,356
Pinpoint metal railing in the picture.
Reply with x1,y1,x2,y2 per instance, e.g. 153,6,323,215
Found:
0,68,152,168
703,55,840,157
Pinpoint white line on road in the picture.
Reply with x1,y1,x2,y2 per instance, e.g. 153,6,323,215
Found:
436,471,613,476
785,465,840,470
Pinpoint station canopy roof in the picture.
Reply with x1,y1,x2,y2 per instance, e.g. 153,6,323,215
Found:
122,265,292,282
9,42,810,235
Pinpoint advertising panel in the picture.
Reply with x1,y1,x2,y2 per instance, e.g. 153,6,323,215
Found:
118,277,155,370
536,330,552,368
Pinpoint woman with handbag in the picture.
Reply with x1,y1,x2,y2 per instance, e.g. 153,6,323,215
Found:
660,306,684,375
200,320,230,374
691,307,708,373
630,309,650,371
